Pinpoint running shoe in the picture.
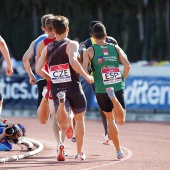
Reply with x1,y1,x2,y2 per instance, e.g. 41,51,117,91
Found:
117,150,124,159
106,87,115,99
66,125,73,139
56,91,66,103
57,143,65,161
103,134,110,145
71,137,76,142
75,153,86,160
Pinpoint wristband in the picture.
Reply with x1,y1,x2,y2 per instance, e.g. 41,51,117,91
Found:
3,119,7,124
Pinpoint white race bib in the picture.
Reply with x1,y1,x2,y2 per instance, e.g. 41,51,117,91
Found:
50,63,71,83
101,67,122,85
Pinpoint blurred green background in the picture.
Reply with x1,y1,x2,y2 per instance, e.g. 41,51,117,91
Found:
0,0,170,62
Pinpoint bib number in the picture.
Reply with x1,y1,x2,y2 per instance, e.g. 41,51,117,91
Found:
101,67,122,85
50,63,71,83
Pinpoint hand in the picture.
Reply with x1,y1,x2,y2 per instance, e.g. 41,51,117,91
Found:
29,75,36,85
85,75,94,84
5,120,14,128
6,66,13,76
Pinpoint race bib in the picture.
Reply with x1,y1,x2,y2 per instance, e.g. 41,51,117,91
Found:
50,63,71,83
101,67,122,85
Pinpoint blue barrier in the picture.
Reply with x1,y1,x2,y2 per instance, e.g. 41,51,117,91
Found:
0,74,170,111
88,76,170,111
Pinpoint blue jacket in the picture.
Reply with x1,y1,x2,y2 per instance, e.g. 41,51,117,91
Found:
0,122,12,151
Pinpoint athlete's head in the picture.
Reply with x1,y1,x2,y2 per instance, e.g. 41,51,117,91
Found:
51,15,69,35
91,23,107,40
45,16,55,32
41,14,54,29
89,21,101,34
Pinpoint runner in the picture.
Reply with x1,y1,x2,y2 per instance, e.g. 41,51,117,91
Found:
36,16,69,158
22,14,54,108
83,22,131,159
0,36,13,114
79,21,117,145
36,15,94,161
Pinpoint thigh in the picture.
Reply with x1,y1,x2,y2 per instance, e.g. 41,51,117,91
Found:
37,79,47,94
115,90,126,109
95,93,113,112
67,90,86,114
36,79,47,107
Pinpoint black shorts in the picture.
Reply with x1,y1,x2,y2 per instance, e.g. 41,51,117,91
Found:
0,92,2,101
95,90,126,112
51,82,87,114
36,79,47,108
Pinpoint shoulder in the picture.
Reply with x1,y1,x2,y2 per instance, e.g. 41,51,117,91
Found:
106,36,118,45
68,40,79,47
37,40,45,48
35,34,47,45
80,38,91,50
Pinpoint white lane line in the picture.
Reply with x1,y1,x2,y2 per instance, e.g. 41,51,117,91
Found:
82,146,132,170
0,137,43,163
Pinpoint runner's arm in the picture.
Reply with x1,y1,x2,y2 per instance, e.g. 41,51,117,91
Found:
22,41,36,84
82,48,92,74
36,41,44,66
67,41,94,84
36,46,51,81
0,36,13,76
115,45,131,79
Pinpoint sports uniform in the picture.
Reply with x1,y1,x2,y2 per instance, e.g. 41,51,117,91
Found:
34,34,48,108
80,36,118,144
47,39,86,114
91,43,125,112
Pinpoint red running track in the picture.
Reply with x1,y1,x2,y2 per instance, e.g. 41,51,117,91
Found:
0,117,170,170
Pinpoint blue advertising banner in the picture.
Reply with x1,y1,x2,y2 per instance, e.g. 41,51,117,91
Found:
125,76,170,110
0,74,38,109
88,76,170,111
0,74,170,111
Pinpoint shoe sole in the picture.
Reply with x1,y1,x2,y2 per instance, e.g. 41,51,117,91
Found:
66,126,73,139
118,155,124,159
57,145,65,161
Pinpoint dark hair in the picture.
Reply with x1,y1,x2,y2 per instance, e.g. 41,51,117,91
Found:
89,21,101,34
45,16,55,31
91,23,106,39
52,15,69,35
41,14,54,28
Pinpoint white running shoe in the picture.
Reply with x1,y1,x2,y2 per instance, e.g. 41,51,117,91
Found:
103,134,111,145
75,153,86,160
56,91,66,103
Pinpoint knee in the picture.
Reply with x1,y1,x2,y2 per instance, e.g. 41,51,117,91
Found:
74,112,85,122
116,119,125,125
60,124,68,131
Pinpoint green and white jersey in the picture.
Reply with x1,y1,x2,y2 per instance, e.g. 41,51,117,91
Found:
91,43,125,93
